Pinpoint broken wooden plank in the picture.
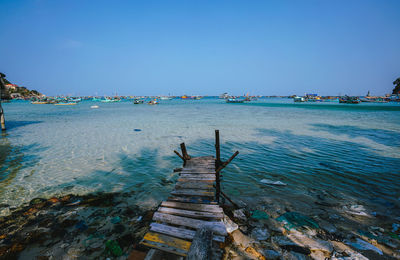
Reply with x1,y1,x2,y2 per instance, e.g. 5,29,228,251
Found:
180,174,216,178
181,170,215,173
181,167,214,171
175,186,213,193
168,196,217,204
187,227,213,260
171,189,214,197
157,207,223,220
161,201,223,213
141,232,191,256
177,177,215,182
150,223,225,243
153,212,227,236
175,182,213,190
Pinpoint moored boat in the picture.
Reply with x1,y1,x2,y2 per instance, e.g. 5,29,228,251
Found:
339,96,360,104
54,102,77,106
133,99,144,104
226,98,244,103
293,96,305,102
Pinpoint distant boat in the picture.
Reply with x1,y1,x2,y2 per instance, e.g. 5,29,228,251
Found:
159,96,172,100
147,99,159,105
54,102,77,106
133,99,144,104
69,98,82,102
339,96,360,104
31,101,48,104
293,96,305,102
91,105,99,109
219,93,229,99
226,98,244,103
101,97,120,103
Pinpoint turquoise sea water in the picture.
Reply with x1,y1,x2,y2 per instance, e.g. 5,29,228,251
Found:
1,98,400,219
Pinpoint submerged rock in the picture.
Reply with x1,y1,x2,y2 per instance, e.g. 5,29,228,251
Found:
251,228,270,241
250,210,269,220
343,205,372,218
272,236,311,255
346,238,383,255
223,214,239,233
262,249,281,259
276,212,319,230
231,230,253,248
260,179,287,186
233,209,247,222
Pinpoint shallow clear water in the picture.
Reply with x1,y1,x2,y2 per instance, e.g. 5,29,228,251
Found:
1,98,400,217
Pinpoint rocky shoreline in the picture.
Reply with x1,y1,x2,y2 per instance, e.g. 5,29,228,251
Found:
1,191,399,259
0,192,154,259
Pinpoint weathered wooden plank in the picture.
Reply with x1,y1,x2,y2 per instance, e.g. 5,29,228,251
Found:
181,169,214,173
181,169,215,173
171,189,214,197
150,223,225,243
141,240,187,257
153,212,227,236
175,182,213,190
158,207,223,220
187,227,213,260
161,201,223,213
188,156,214,160
180,174,215,178
141,232,191,256
181,167,214,171
177,178,215,182
168,196,217,204
175,186,213,193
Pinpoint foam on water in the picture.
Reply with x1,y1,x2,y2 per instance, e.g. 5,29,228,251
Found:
1,98,400,216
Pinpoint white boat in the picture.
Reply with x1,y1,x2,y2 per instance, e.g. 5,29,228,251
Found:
159,96,172,100
293,96,305,102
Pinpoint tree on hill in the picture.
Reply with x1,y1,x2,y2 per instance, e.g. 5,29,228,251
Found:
393,77,400,94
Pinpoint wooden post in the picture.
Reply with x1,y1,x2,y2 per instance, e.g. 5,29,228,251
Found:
215,130,221,167
215,130,221,203
187,227,213,260
174,150,185,162
216,151,239,173
220,190,240,209
0,73,6,131
180,142,190,160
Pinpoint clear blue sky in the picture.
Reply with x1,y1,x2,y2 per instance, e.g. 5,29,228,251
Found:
1,0,399,96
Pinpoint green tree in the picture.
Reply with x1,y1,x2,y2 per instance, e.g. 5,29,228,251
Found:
393,77,400,94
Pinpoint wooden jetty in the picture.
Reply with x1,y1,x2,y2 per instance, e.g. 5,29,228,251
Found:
140,131,239,259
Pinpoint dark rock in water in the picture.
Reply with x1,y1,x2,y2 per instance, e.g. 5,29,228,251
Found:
133,129,142,132
272,236,311,255
53,228,67,238
118,233,134,248
30,198,47,206
173,168,183,172
59,218,79,229
262,249,281,259
276,212,319,230
74,220,88,231
113,224,126,234
0,203,9,208
122,208,135,216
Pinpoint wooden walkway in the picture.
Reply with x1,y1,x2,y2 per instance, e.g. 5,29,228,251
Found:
140,155,227,258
